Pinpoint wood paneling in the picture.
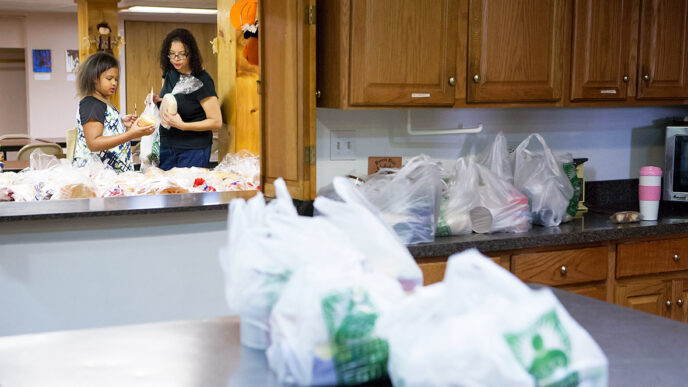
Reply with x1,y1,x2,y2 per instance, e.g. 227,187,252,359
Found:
570,0,637,101
316,0,349,108
348,0,458,106
637,0,688,99
512,246,607,286
467,0,568,103
217,0,237,159
261,0,316,199
124,21,218,116
559,282,607,301
617,238,688,278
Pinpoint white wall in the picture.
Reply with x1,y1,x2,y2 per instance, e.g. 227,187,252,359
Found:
0,210,232,336
316,106,688,189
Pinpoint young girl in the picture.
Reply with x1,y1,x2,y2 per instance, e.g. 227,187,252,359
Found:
73,52,155,172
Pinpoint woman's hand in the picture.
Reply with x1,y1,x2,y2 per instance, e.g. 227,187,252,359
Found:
121,114,138,129
162,109,185,129
129,120,156,139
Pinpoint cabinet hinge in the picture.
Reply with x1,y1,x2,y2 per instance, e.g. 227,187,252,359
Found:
306,4,316,25
305,145,316,165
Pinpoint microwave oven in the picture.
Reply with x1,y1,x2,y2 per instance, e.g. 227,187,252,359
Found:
665,122,688,201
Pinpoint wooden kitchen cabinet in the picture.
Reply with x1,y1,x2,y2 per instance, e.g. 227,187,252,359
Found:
615,277,672,318
570,0,638,101
616,237,688,278
467,0,569,103
317,0,459,107
636,0,688,99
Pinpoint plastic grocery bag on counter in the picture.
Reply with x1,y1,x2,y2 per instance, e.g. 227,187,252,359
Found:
477,131,514,183
139,88,161,171
267,263,404,386
436,157,479,236
220,178,364,349
314,176,424,291
513,134,574,227
357,154,443,244
376,249,608,387
475,163,531,233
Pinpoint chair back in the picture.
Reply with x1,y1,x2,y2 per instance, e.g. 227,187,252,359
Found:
0,133,30,140
17,143,64,161
66,128,77,161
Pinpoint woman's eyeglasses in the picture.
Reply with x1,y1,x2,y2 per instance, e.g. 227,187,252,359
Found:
168,52,188,59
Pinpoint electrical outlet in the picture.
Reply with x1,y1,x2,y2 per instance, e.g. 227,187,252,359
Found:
330,130,356,160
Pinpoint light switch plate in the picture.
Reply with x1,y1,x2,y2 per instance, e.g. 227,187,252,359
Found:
330,130,356,160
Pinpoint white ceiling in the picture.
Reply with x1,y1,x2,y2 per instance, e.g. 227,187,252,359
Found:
0,0,217,12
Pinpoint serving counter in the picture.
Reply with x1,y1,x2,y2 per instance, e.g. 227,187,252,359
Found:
1,287,686,386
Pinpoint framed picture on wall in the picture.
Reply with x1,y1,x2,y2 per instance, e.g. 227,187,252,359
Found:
32,49,51,73
65,50,79,73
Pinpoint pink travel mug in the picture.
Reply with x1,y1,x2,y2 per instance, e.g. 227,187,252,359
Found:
639,166,662,221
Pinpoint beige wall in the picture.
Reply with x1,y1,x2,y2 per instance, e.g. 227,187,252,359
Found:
23,12,80,139
0,48,28,136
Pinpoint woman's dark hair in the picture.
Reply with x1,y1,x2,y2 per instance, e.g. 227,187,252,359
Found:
159,28,204,76
76,52,119,97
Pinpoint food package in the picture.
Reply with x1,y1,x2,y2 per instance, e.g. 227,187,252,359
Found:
159,94,178,129
160,75,203,129
436,157,479,236
610,211,641,223
52,183,97,200
136,114,157,127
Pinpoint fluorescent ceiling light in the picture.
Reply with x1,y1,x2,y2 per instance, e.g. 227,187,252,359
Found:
123,6,217,14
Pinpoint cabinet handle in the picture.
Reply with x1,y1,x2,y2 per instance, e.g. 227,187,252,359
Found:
643,74,650,81
448,77,456,86
623,75,629,83
560,265,567,276
674,253,680,262
473,74,480,83
315,90,321,99
678,299,684,307
667,300,672,307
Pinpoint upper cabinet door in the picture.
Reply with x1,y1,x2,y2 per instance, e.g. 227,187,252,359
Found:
349,0,458,106
467,0,568,103
570,0,637,101
637,0,688,99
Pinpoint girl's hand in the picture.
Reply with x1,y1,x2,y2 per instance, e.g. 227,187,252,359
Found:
129,121,156,139
162,109,184,129
122,114,138,129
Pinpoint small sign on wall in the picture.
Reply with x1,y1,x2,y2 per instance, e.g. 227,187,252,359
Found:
65,49,79,81
368,156,402,175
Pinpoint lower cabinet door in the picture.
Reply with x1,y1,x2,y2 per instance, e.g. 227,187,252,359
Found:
615,278,672,318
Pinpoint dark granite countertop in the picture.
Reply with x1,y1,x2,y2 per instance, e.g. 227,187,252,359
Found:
408,203,688,258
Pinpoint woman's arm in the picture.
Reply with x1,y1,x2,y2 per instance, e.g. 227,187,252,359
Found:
83,119,155,152
161,96,222,132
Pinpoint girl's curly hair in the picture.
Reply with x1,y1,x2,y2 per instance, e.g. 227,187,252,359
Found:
159,28,204,76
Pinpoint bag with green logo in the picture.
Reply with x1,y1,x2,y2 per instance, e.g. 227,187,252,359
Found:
266,264,404,386
377,249,608,387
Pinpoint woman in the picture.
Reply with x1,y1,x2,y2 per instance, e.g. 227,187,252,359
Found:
74,52,155,172
156,28,222,170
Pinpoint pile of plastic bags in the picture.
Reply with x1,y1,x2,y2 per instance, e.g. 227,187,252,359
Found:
220,180,609,386
331,132,580,244
0,150,260,202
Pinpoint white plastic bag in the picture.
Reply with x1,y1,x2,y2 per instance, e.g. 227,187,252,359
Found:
314,177,424,291
267,263,404,386
377,249,608,387
220,178,364,349
358,155,443,244
139,88,161,171
436,157,479,236
513,134,574,227
477,131,514,183
475,163,531,233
